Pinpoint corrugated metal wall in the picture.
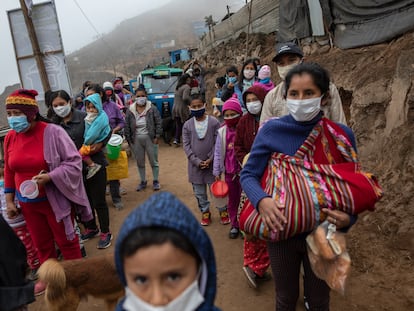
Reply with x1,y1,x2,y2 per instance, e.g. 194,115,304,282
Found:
199,0,279,51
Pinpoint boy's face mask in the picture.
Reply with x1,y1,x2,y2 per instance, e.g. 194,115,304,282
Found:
123,280,204,311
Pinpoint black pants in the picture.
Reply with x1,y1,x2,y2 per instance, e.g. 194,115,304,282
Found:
109,180,121,204
267,236,330,311
84,167,110,233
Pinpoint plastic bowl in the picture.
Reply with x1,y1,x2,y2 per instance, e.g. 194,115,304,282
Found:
20,179,39,199
211,180,229,198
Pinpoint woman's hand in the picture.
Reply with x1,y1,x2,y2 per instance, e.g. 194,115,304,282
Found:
33,173,51,186
258,197,287,232
6,201,19,219
321,208,350,229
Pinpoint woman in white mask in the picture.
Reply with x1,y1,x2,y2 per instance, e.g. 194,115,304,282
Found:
114,192,221,311
260,42,346,126
241,62,359,311
221,59,258,111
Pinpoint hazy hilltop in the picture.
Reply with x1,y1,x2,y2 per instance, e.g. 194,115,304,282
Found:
67,0,231,90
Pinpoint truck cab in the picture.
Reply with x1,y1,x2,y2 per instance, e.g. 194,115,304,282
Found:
129,65,183,119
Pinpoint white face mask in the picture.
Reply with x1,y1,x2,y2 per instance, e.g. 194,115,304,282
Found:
136,97,147,106
243,69,255,80
123,279,204,311
85,112,98,124
246,101,262,115
53,103,71,118
286,96,322,122
277,62,298,80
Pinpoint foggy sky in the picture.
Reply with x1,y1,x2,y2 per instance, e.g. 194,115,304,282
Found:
0,0,244,94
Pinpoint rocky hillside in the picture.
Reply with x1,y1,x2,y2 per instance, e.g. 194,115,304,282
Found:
198,31,414,309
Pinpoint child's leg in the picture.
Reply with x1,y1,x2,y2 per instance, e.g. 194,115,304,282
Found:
225,173,242,228
244,238,270,277
192,183,210,213
13,225,40,270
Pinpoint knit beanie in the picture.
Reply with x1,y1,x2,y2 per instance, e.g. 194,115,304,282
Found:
242,84,269,104
223,94,242,114
6,89,39,121
103,81,114,90
258,65,271,80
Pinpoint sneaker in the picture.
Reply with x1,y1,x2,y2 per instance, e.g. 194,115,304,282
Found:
81,246,87,258
136,181,147,191
153,180,161,191
173,140,180,147
97,232,113,249
229,227,239,239
80,228,100,242
120,187,127,195
114,202,124,210
86,163,102,179
304,296,310,311
256,271,272,282
200,212,211,226
219,210,230,225
242,266,257,289
28,268,38,281
34,280,46,296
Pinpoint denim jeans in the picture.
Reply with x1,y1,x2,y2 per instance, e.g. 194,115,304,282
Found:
192,183,210,213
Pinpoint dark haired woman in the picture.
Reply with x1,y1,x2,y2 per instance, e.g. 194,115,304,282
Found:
221,59,258,110
49,89,113,250
241,63,359,310
172,73,191,146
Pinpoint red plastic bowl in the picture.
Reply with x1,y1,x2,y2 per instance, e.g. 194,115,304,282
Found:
211,180,229,198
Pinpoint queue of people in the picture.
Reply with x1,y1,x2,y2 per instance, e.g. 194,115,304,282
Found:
1,42,381,311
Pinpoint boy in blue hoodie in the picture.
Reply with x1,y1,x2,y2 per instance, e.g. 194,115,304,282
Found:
114,192,221,311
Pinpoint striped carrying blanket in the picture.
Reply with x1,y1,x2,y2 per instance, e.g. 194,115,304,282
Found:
239,118,383,241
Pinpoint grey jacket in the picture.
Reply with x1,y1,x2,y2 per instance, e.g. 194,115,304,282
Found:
124,101,162,144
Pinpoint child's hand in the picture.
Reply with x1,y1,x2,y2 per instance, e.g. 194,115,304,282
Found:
215,175,221,181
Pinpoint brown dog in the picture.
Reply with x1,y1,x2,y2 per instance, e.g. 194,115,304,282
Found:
37,253,124,311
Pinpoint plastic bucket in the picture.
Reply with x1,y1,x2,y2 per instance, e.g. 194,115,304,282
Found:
107,134,123,160
20,180,39,199
210,180,229,208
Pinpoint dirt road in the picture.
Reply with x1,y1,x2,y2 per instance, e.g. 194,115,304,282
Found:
29,142,401,310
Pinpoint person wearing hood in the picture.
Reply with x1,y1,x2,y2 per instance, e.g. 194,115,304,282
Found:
124,87,162,191
260,42,346,125
114,191,221,311
235,85,271,288
79,93,111,180
253,65,275,93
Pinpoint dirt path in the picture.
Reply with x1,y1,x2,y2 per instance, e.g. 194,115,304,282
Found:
28,142,401,310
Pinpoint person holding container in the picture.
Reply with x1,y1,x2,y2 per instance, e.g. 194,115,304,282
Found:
4,89,92,295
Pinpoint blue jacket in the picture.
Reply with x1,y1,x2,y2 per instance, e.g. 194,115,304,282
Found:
114,192,221,311
83,93,111,145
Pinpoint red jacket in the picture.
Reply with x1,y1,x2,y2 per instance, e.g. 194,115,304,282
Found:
235,113,260,166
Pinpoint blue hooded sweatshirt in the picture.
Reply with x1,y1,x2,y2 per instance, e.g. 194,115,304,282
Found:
114,192,221,311
83,93,111,145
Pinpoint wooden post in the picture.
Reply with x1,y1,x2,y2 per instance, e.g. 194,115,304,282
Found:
245,0,253,59
19,0,50,92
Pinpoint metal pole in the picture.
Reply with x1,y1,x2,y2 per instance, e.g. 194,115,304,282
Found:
19,0,50,92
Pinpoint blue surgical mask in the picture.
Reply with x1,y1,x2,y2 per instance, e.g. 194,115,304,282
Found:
228,76,237,84
190,107,206,118
0,180,4,188
7,115,30,133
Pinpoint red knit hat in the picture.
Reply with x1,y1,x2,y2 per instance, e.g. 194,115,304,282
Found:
6,89,39,121
223,94,242,115
242,84,268,104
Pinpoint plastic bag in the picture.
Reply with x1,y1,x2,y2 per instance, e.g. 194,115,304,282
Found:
306,221,351,295
106,150,128,180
